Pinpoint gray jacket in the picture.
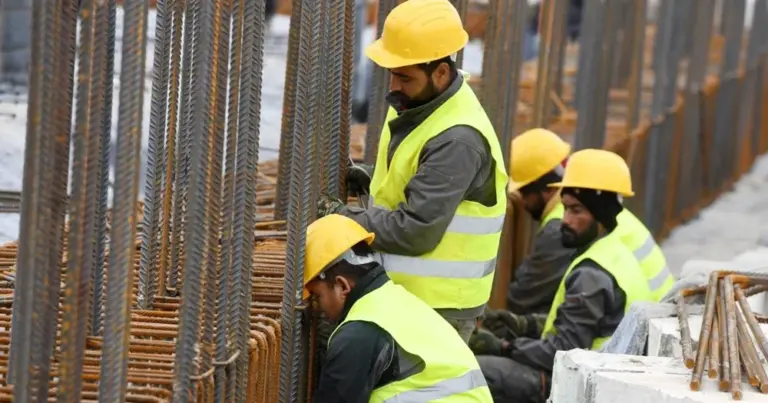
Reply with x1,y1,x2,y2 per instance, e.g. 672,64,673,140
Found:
340,73,498,321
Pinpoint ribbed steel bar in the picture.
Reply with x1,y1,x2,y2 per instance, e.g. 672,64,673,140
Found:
201,0,230,396
138,0,172,310
677,0,715,220
690,272,718,390
736,0,766,170
610,0,632,89
573,0,611,150
625,0,647,133
275,0,303,220
172,0,217,398
91,0,116,337
449,0,468,68
221,0,244,399
35,1,77,399
532,0,556,127
338,0,354,199
232,0,264,400
735,286,768,360
312,0,331,206
677,292,694,368
750,0,768,156
483,0,527,165
363,0,397,165
708,311,719,379
58,0,107,399
280,0,321,400
723,276,741,400
479,0,498,107
98,0,148,399
158,0,185,297
169,0,197,296
717,282,730,391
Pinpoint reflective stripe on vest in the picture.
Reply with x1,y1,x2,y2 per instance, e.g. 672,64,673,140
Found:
615,209,675,300
367,72,509,310
541,233,653,351
329,280,493,402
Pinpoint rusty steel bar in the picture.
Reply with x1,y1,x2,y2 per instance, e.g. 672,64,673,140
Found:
677,292,695,368
690,272,718,390
709,310,719,379
91,0,117,338
338,0,354,199
723,276,742,400
138,0,172,310
58,0,108,399
98,0,149,400
735,298,766,391
744,0,768,164
276,0,303,219
750,0,768,157
450,0,468,68
232,0,265,400
717,281,730,392
735,286,768,361
532,0,556,127
625,0,647,133
363,0,397,164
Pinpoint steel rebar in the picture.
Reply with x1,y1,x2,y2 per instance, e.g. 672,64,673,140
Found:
723,276,742,400
677,292,695,369
709,310,720,379
734,285,768,361
690,272,718,390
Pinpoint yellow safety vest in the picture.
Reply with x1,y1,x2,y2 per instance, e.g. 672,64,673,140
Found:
545,206,674,301
540,202,564,230
615,209,675,301
329,280,493,402
541,232,653,350
368,74,508,309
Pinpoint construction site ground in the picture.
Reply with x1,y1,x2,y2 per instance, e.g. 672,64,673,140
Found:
2,12,768,275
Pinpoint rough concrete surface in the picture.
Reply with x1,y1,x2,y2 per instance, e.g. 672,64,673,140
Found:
551,349,768,403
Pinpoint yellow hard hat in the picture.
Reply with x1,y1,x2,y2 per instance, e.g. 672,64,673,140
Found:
508,128,571,192
303,214,376,299
548,149,635,197
365,0,469,69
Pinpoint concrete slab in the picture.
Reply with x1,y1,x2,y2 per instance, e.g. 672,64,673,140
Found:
647,315,768,361
551,349,768,403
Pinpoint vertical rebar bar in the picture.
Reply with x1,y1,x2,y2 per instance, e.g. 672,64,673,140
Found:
98,0,149,399
532,0,556,127
338,0,354,199
363,0,397,165
717,280,730,391
450,0,468,69
232,0,265,400
677,292,695,368
690,272,718,390
58,0,106,399
138,0,172,310
708,310,719,379
723,276,742,400
625,0,647,133
91,0,116,337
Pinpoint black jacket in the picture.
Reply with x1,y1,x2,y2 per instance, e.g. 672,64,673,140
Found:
503,237,628,372
312,266,425,403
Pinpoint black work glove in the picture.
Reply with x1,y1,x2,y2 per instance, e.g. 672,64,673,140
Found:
482,309,533,340
346,163,374,196
468,328,506,356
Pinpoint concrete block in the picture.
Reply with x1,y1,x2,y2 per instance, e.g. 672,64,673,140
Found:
551,349,768,403
647,315,768,361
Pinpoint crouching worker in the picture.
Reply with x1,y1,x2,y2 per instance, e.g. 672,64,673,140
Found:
471,150,654,403
306,214,493,403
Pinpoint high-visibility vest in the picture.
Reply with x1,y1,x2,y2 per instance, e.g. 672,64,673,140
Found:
540,202,564,230
541,232,653,350
368,73,508,309
615,209,675,301
545,205,674,301
329,280,493,402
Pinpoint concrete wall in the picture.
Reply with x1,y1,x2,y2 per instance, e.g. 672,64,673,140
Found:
0,0,31,86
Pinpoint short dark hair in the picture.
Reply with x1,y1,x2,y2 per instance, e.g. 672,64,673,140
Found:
321,241,377,285
519,171,563,195
418,55,456,74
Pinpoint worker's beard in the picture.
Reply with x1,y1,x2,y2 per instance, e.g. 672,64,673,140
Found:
386,79,439,111
560,221,599,249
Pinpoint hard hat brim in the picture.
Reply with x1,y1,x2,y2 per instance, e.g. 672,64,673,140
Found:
365,35,469,69
302,231,376,300
507,178,533,193
548,182,635,197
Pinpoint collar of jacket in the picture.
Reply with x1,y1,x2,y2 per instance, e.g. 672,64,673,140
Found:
540,189,563,222
337,264,389,323
386,71,465,135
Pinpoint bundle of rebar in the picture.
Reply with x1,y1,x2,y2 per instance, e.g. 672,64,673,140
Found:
678,271,768,400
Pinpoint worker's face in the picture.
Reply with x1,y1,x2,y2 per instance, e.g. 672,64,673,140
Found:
560,193,599,248
519,188,554,221
387,62,452,110
305,274,353,323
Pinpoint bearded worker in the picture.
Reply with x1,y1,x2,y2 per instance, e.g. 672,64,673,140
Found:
316,0,509,343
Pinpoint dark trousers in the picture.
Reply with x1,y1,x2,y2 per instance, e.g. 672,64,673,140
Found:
476,355,552,403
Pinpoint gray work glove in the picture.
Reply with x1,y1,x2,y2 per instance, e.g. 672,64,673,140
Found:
482,309,538,340
346,163,374,196
468,328,506,356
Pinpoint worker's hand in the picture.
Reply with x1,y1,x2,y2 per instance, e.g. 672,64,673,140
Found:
316,194,345,218
346,163,374,196
507,189,524,207
468,328,505,356
482,309,529,340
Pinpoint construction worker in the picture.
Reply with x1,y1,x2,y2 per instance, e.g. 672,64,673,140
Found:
316,0,508,343
305,214,493,402
481,130,674,342
471,149,654,403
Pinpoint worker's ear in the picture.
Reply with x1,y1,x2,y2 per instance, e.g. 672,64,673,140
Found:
334,276,353,298
432,62,452,89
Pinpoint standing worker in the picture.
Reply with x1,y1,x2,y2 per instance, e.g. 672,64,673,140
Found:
305,214,493,402
316,0,509,343
472,150,654,403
